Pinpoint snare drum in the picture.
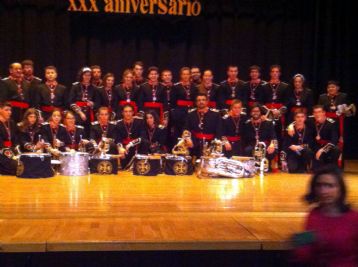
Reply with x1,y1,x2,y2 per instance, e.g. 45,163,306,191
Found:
164,155,193,176
133,154,161,176
89,155,118,174
16,153,54,178
59,152,89,176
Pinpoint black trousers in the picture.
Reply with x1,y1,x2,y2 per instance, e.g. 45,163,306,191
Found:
312,146,340,170
287,148,313,173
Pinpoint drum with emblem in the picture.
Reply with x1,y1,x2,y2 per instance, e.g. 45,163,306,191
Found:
59,152,89,176
164,155,194,176
133,154,162,176
16,153,54,178
89,155,118,174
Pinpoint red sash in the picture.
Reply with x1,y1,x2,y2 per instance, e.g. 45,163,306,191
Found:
144,102,164,123
208,101,217,108
192,132,214,141
265,102,285,134
9,101,29,109
290,106,307,114
75,101,95,122
122,137,134,145
177,100,193,108
226,136,241,142
41,106,63,113
118,100,138,114
248,101,256,108
225,99,234,106
3,140,12,148
317,139,330,146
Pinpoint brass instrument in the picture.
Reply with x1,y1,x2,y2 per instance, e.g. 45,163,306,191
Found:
172,130,192,156
262,105,287,121
253,141,269,173
337,104,356,117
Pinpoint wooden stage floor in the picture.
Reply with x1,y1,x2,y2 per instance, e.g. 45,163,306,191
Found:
1,161,357,253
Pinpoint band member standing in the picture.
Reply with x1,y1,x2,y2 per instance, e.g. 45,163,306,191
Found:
17,108,44,153
222,100,247,157
197,70,220,109
114,69,141,118
286,74,314,123
190,66,202,87
69,67,100,134
242,105,277,162
139,110,167,154
62,111,85,151
97,73,118,116
21,59,42,105
219,65,246,111
132,61,146,86
0,102,18,175
35,66,68,120
40,109,68,153
0,63,31,122
243,65,266,108
282,110,314,173
160,69,173,108
115,104,145,169
307,105,340,169
90,107,118,154
91,65,103,87
170,67,198,146
184,93,222,158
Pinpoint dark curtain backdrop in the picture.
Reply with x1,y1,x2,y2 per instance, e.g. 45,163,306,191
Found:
0,0,357,157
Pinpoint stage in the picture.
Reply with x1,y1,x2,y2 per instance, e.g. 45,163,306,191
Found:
1,162,357,254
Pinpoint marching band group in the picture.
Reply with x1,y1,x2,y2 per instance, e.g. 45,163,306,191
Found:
0,60,355,176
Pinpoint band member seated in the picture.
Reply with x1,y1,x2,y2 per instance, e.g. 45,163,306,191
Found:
139,66,168,124
115,104,145,169
170,67,198,145
40,109,68,154
132,61,146,86
243,65,265,108
62,111,86,151
91,65,102,87
17,108,45,153
0,62,31,122
218,65,246,111
114,69,141,117
35,66,67,120
0,102,18,175
139,110,167,154
184,93,222,158
69,67,101,134
242,104,277,163
90,107,118,154
282,110,314,173
222,100,247,157
97,73,118,117
197,70,220,109
308,105,340,169
286,74,314,123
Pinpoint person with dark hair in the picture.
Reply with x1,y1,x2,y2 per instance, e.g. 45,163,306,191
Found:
97,73,118,116
281,110,314,173
218,65,246,111
242,104,277,164
90,65,102,87
184,93,222,158
170,67,198,146
62,111,86,150
197,70,220,109
0,102,18,175
318,80,350,113
132,61,146,86
139,66,168,124
139,110,167,154
160,69,173,108
90,107,117,154
114,69,141,118
286,73,314,123
115,104,145,169
69,67,101,132
0,62,32,122
222,100,247,157
243,65,266,108
293,165,358,266
190,66,202,86
35,65,68,120
17,108,44,152
21,59,42,105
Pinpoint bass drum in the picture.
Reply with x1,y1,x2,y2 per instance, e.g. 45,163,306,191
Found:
16,153,54,178
59,152,89,176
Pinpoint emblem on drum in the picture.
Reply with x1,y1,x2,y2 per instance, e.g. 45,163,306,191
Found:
16,161,24,176
173,161,188,175
97,160,113,174
135,160,151,175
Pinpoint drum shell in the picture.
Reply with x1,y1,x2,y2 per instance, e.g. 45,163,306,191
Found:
59,152,89,176
133,155,161,176
164,155,194,176
90,156,118,174
17,153,54,178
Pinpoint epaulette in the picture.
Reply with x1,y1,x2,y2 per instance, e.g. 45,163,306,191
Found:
134,116,143,119
91,121,99,125
210,108,219,112
308,115,314,119
72,81,79,85
158,124,165,129
174,82,181,86
189,108,197,113
281,81,289,86
245,119,251,124
76,125,84,129
220,80,227,85
222,114,229,119
327,118,335,123
109,121,117,125
261,80,268,85
17,122,23,127
213,82,220,87
41,122,49,125
117,119,123,123
34,76,42,82
59,124,66,128
240,111,247,116
141,81,149,86
2,77,9,81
